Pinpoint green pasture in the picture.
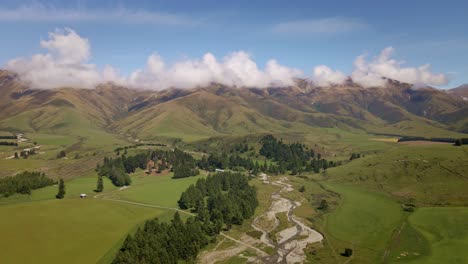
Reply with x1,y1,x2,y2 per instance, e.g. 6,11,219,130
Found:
325,144,468,205
395,207,468,264
115,171,206,207
0,198,169,264
323,183,403,263
0,171,197,263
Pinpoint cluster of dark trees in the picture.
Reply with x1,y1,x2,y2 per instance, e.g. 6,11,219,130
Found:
0,135,16,139
178,172,258,229
0,141,17,146
172,148,199,179
0,171,54,197
342,248,353,257
349,153,361,160
318,199,329,211
113,172,258,263
56,150,66,159
113,213,207,263
402,203,416,212
197,153,284,175
231,142,250,153
398,136,468,145
114,143,168,155
259,135,336,174
454,138,468,146
97,156,134,187
197,153,254,172
133,148,198,178
15,148,38,159
97,148,199,185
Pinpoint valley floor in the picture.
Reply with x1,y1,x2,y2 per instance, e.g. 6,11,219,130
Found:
0,131,467,264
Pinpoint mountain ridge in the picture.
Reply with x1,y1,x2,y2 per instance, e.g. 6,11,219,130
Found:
1,69,467,140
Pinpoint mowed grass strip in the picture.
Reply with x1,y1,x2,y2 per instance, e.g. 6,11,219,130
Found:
0,199,169,264
399,207,468,264
324,183,403,260
117,171,206,207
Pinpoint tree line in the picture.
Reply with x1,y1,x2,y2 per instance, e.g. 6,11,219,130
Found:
113,172,258,263
197,153,254,172
0,171,54,197
97,148,200,186
259,135,336,174
0,141,17,146
398,136,468,145
0,135,16,139
97,156,135,187
113,212,207,263
114,143,167,155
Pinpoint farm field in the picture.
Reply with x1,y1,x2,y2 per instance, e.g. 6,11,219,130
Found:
0,198,169,264
323,183,404,263
0,171,198,263
114,171,206,207
400,207,468,264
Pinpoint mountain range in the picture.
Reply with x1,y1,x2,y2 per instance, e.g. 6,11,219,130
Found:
1,69,468,142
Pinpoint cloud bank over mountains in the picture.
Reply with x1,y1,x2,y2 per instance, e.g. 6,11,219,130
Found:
5,28,448,90
128,52,302,89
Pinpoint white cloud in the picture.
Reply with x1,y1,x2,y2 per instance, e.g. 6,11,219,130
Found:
310,47,448,88
129,51,303,89
5,28,114,89
273,17,369,35
312,65,347,86
6,28,301,90
0,4,196,26
4,28,449,90
351,47,448,87
40,29,90,64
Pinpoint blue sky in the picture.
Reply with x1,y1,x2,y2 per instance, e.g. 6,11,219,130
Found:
0,0,467,89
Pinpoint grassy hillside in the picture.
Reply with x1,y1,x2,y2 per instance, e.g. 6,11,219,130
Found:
324,183,404,263
325,143,468,205
402,207,468,264
2,71,468,144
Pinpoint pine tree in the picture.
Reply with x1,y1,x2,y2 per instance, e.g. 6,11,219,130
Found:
56,178,65,199
96,175,104,192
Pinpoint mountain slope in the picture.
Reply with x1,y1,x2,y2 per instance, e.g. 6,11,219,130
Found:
1,70,467,142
